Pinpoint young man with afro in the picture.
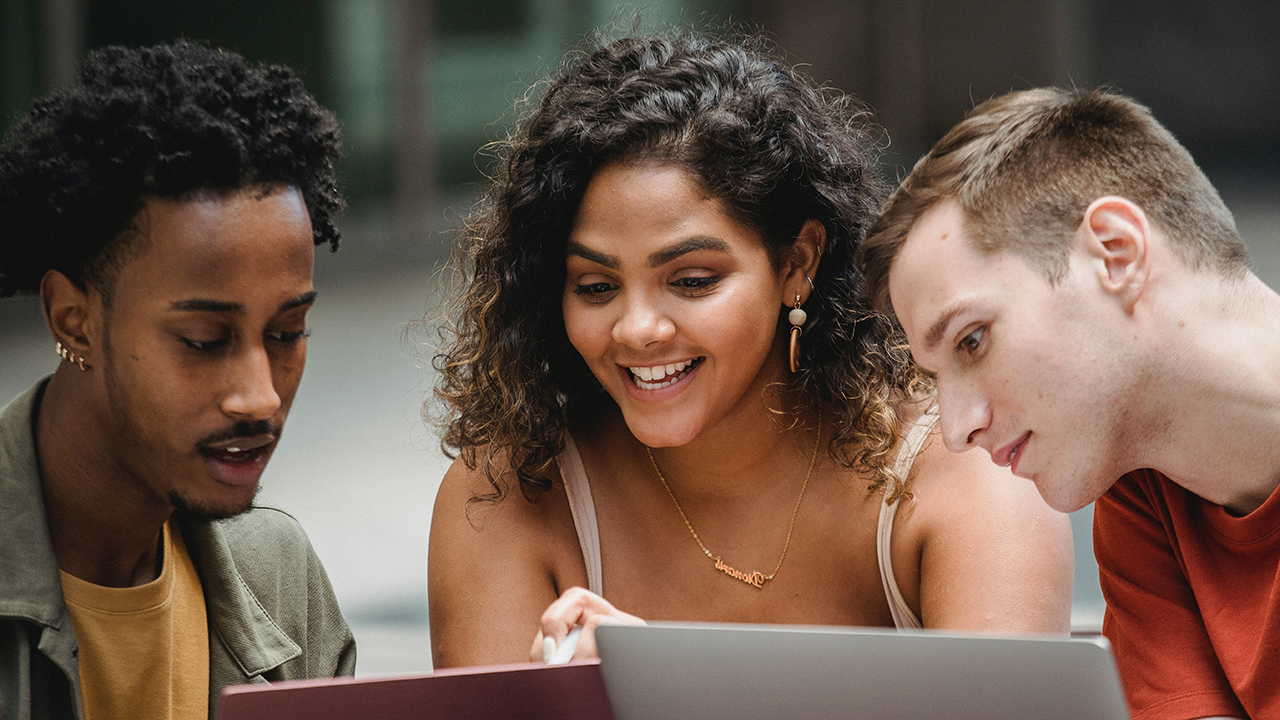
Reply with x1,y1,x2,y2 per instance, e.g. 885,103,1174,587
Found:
0,42,355,720
860,87,1273,720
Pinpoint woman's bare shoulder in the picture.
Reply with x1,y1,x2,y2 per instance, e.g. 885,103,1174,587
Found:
429,448,589,666
900,423,1074,632
906,425,1052,517
433,448,579,547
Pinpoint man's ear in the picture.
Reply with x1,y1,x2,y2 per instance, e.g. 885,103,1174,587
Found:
783,219,826,303
41,270,98,368
1079,196,1150,312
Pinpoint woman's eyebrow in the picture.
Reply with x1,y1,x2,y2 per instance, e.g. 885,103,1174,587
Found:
647,235,729,267
566,241,619,269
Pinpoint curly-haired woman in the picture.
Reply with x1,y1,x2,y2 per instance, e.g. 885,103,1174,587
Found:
428,31,1074,668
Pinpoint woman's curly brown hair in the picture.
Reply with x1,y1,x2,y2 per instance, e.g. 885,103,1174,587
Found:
433,29,926,505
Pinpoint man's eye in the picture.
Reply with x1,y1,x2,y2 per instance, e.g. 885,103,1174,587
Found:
182,337,228,351
958,327,985,353
268,330,311,344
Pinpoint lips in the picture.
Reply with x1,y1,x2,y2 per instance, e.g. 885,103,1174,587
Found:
993,431,1031,475
199,434,277,486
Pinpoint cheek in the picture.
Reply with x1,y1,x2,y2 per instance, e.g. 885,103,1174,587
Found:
561,302,604,361
272,349,308,406
709,287,781,351
111,328,192,410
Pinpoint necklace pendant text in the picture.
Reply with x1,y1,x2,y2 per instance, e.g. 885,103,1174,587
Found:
715,557,767,589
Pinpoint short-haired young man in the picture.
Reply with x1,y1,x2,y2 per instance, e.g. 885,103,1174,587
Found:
859,88,1274,720
0,42,355,720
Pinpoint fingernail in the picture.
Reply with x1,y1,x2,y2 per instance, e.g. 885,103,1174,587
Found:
542,635,556,663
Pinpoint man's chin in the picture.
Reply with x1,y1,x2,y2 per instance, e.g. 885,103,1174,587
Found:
170,487,258,522
1035,477,1103,514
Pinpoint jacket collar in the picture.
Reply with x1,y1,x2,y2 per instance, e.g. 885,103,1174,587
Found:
0,378,301,676
178,514,302,676
0,380,65,628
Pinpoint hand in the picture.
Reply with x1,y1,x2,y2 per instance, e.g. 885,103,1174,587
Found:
529,586,645,663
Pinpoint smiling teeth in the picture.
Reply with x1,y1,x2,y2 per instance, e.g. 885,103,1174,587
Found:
628,358,698,389
629,359,690,382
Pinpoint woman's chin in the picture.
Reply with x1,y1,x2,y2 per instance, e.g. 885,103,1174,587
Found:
619,414,702,449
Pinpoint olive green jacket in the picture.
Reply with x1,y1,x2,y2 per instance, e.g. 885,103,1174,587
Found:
0,381,356,720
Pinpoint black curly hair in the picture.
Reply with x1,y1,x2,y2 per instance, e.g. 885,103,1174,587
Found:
435,30,925,505
0,40,343,301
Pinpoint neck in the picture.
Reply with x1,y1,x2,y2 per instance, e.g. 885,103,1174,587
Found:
1133,271,1280,514
37,368,172,587
645,397,821,502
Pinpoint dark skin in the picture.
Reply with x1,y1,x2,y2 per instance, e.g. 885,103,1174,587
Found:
36,185,316,588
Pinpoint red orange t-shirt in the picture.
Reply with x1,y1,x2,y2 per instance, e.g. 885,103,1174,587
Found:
1094,469,1280,719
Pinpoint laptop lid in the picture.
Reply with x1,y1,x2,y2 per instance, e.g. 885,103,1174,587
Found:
595,622,1130,720
217,659,615,720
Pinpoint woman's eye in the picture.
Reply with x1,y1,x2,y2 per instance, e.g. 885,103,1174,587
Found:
958,327,985,353
573,282,617,298
672,275,718,292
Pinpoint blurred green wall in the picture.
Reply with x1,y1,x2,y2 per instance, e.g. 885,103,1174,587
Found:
3,0,1277,206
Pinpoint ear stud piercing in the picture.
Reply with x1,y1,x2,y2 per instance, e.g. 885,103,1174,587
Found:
56,341,90,371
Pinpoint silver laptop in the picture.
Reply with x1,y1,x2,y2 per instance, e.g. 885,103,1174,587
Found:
595,622,1130,720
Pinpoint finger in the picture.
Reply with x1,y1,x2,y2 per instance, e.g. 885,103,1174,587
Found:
539,587,619,642
573,611,647,660
547,625,582,664
529,629,548,663
572,617,602,660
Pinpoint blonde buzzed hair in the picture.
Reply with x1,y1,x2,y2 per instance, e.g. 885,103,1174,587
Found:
859,87,1249,316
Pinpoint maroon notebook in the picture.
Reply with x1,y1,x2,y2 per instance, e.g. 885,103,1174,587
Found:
217,659,616,720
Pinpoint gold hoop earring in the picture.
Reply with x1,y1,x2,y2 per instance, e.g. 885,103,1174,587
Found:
788,294,807,373
55,341,90,371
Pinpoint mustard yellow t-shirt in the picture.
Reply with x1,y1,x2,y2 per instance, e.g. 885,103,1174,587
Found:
60,520,210,720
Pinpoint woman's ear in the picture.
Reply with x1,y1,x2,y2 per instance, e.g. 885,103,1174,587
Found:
41,270,97,368
784,219,826,303
1079,196,1150,313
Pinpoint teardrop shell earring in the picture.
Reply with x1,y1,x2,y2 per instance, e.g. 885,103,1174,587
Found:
788,294,807,373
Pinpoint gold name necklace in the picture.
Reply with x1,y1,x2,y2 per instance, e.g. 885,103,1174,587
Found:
644,421,820,589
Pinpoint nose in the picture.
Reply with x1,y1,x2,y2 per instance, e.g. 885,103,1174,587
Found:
612,292,675,349
936,375,991,453
220,343,282,420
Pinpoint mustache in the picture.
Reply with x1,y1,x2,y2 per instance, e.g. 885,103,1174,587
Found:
197,420,281,447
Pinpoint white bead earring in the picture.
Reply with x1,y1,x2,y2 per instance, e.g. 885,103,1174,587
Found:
788,293,807,373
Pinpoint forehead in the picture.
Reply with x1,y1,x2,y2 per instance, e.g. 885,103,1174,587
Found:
570,163,761,252
888,200,999,344
115,186,315,307
577,163,710,219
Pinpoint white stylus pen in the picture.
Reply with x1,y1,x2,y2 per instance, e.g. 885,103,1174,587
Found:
543,625,583,665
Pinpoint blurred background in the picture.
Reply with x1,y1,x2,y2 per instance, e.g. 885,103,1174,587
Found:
2,0,1277,675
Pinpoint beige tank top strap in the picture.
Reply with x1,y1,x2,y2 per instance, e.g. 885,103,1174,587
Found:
565,413,935,623
560,434,604,596
876,405,939,630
